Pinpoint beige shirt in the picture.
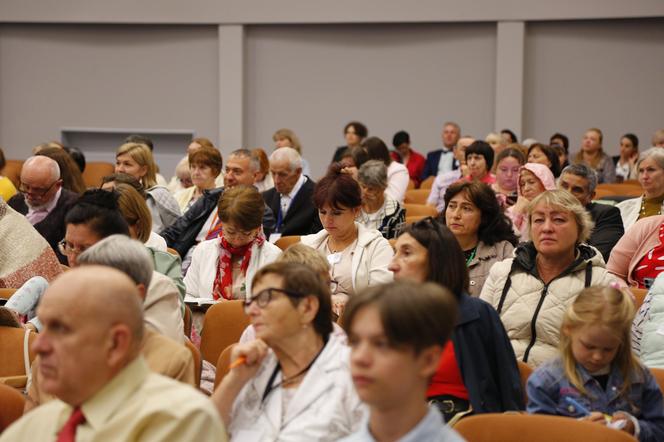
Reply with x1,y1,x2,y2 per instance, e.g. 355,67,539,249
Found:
4,357,225,442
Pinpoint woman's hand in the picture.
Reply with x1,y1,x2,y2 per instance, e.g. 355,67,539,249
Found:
227,339,269,385
581,412,607,424
611,411,635,435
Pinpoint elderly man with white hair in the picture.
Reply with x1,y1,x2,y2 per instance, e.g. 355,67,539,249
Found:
262,147,323,241
8,155,79,263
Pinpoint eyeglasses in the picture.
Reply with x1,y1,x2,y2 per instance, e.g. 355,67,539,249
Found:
18,180,59,197
58,240,89,256
243,287,307,311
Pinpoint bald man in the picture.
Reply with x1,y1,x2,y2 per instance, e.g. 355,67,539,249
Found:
8,156,79,264
1,267,226,442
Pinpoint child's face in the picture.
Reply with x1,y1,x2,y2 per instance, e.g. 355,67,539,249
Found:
348,306,438,410
567,324,621,373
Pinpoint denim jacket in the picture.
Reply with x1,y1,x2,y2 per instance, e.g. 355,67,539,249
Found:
527,357,664,442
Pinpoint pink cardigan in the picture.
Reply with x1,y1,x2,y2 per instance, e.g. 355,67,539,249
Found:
607,215,664,286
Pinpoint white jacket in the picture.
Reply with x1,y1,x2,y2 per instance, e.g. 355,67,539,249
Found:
184,238,282,300
480,243,617,367
229,334,366,441
386,161,410,203
616,196,664,231
300,223,393,292
145,271,185,344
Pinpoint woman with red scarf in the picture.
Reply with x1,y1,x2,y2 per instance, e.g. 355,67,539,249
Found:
184,185,282,304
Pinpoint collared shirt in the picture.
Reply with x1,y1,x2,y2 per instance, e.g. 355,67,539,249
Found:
436,148,455,175
2,357,226,442
279,174,306,220
340,406,466,442
26,187,61,225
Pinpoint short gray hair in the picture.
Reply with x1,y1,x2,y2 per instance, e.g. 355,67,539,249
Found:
527,190,594,245
358,160,388,189
24,155,60,182
637,147,664,171
560,163,598,194
270,147,302,171
230,148,260,173
77,235,154,289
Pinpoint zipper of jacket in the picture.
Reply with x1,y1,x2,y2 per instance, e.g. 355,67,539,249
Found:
522,283,549,363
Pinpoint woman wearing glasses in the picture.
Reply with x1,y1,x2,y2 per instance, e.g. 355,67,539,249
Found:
388,218,523,421
212,261,364,440
301,164,393,313
184,185,281,303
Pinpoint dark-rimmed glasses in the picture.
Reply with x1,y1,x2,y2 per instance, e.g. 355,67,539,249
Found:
18,179,60,198
243,287,307,311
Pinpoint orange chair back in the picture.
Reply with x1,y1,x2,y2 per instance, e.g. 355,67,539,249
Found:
631,288,648,311
650,367,664,396
166,248,180,258
407,179,416,190
200,300,250,364
0,288,17,300
454,413,636,441
595,183,642,198
0,383,25,432
0,327,37,378
275,235,301,251
517,361,533,403
214,343,236,389
2,160,23,188
184,339,202,387
81,162,115,188
403,203,438,218
420,175,435,189
404,189,430,204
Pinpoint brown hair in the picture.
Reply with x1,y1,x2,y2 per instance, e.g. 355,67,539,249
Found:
313,163,362,210
217,185,264,230
188,147,223,177
36,146,86,194
0,147,5,171
342,281,457,354
100,173,146,198
251,148,270,176
272,129,303,154
252,262,333,339
191,137,215,150
115,183,152,243
116,143,157,188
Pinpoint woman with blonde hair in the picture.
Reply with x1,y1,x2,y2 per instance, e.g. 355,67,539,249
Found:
115,142,180,231
273,128,311,176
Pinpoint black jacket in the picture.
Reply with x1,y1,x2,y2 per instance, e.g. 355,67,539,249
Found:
586,202,624,262
262,177,323,236
450,294,524,413
8,189,79,264
160,187,275,258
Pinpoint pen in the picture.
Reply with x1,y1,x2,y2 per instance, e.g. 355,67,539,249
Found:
228,356,247,370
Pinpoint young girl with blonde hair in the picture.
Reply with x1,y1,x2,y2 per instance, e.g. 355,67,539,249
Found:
527,286,664,441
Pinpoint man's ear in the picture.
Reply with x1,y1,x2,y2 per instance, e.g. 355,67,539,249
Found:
106,324,133,368
417,345,443,379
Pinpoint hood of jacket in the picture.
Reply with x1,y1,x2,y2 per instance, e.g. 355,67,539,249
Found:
517,163,557,197
511,242,605,277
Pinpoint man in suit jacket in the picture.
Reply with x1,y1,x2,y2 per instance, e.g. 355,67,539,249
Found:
558,164,624,262
8,156,79,264
263,147,323,240
420,121,462,181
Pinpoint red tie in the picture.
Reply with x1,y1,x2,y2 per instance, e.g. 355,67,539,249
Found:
57,407,86,442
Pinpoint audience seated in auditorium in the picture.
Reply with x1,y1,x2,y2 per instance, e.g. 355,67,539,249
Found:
501,129,518,145
124,134,169,187
0,147,17,202
527,286,664,442
389,219,523,420
356,160,405,240
506,163,556,240
0,199,62,287
62,190,183,343
262,147,323,239
390,130,425,187
572,128,616,184
25,236,197,412
363,137,409,204
339,281,465,441
301,164,394,311
558,164,624,262
481,190,618,367
426,136,474,212
8,156,79,264
527,143,561,177
174,147,223,213
273,128,311,177
115,142,180,231
36,146,86,194
161,148,275,264
168,137,224,193
212,262,363,440
443,181,518,297
421,121,462,182
617,147,664,231
332,121,368,164
251,148,274,193
0,266,225,442
184,185,281,305
112,183,168,251
492,147,525,207
614,133,639,182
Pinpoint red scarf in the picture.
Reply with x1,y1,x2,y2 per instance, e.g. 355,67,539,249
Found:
212,232,265,300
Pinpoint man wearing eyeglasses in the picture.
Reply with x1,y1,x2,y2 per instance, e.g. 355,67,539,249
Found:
8,156,78,264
